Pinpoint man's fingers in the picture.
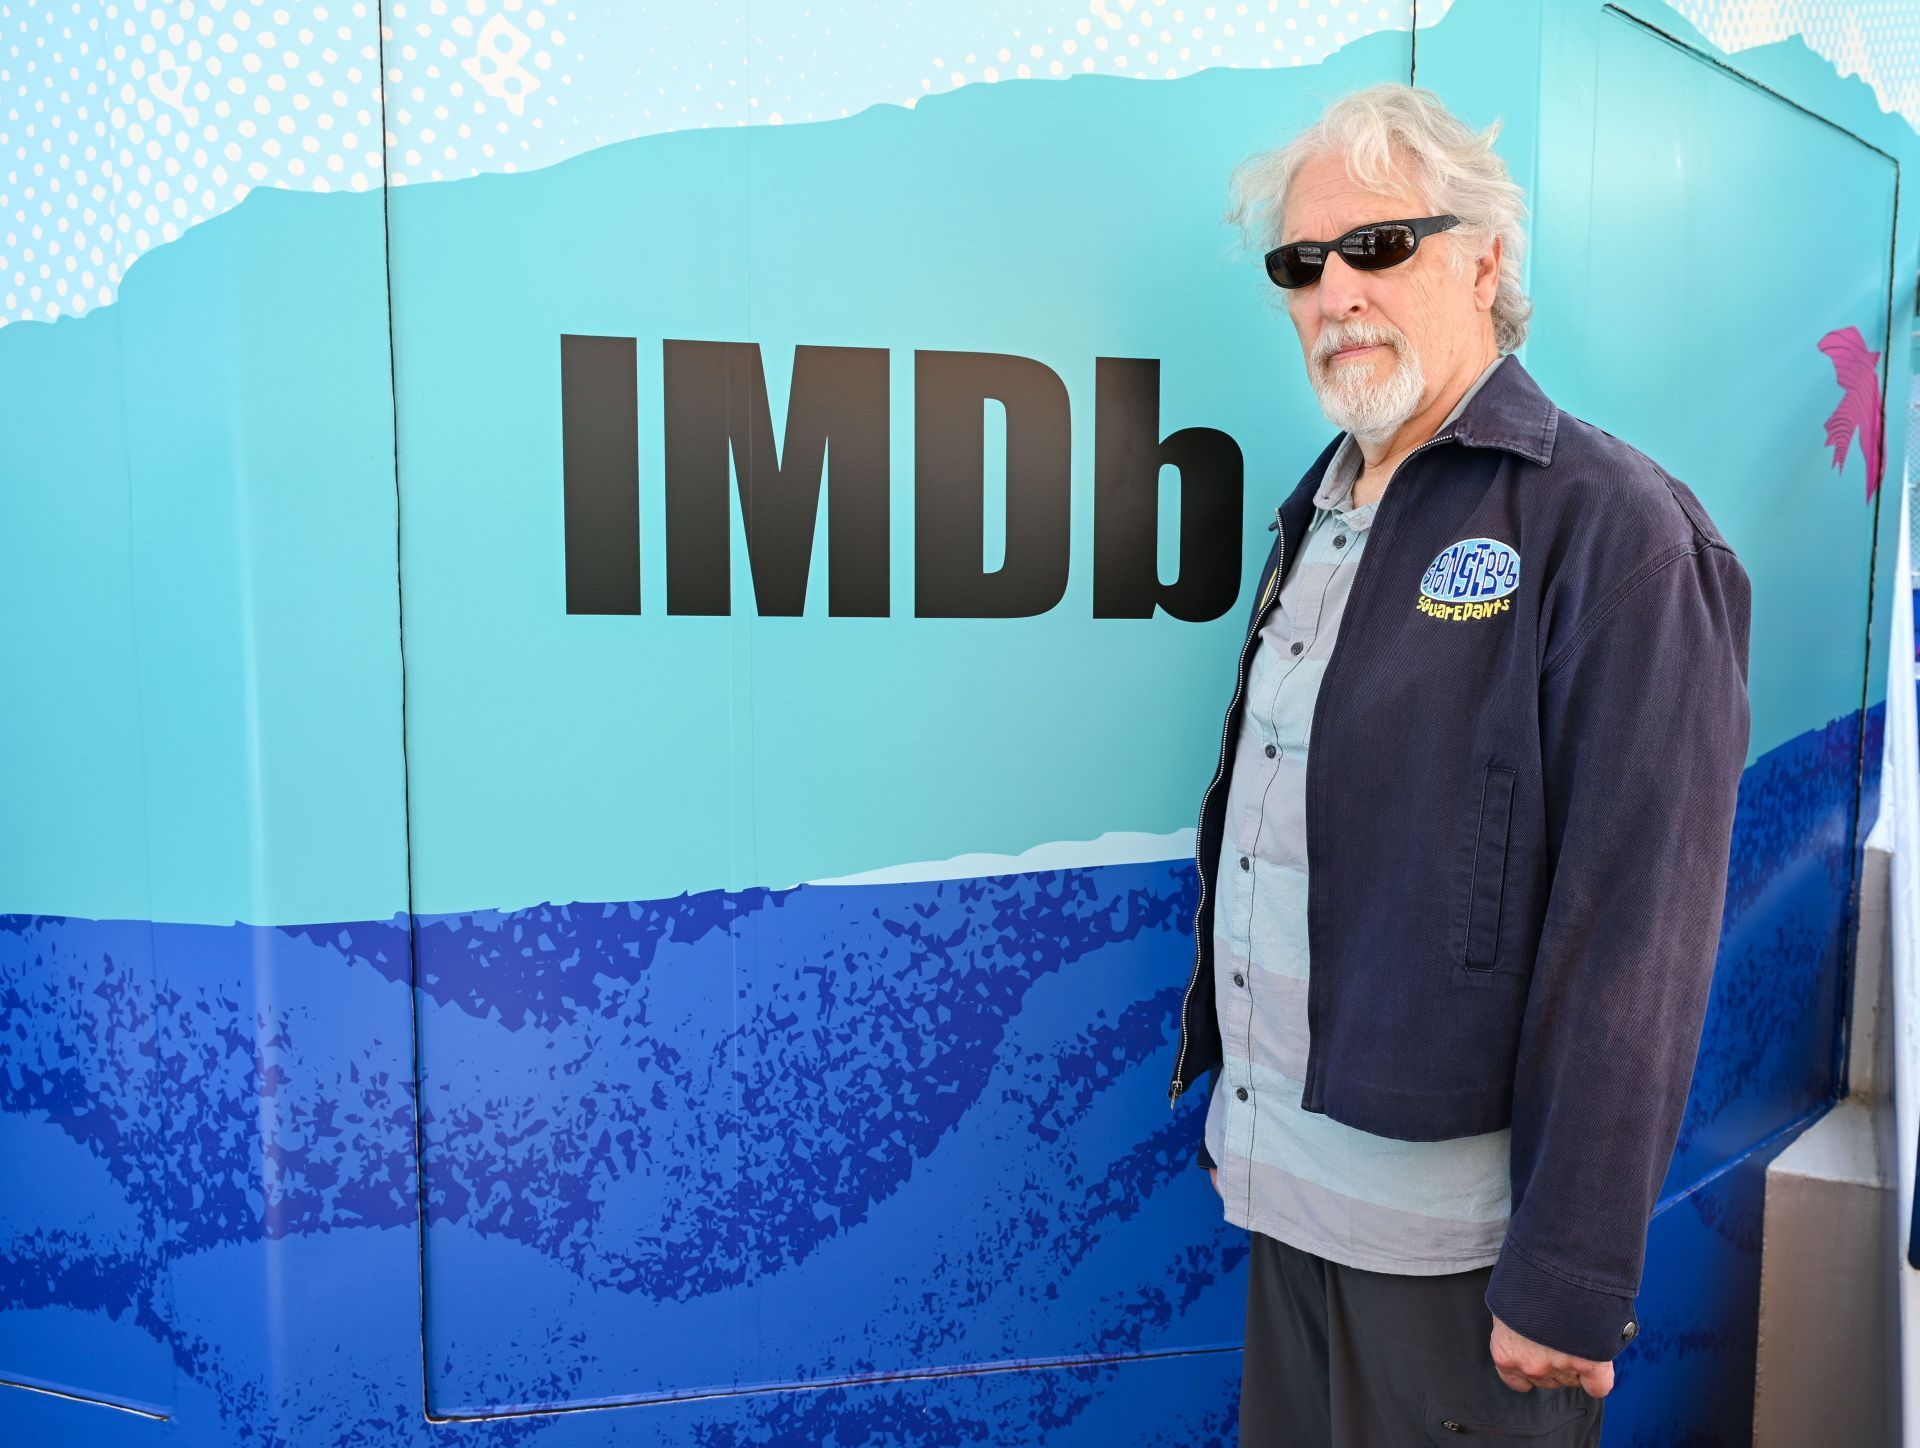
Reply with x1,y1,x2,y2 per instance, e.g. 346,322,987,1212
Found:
1488,1316,1616,1399
1514,1361,1606,1395
1208,1167,1221,1199
1494,1365,1534,1393
1492,1351,1593,1393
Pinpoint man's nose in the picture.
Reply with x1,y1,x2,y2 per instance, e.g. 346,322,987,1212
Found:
1316,251,1368,321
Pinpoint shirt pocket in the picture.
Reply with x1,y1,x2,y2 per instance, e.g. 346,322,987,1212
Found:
1463,764,1518,972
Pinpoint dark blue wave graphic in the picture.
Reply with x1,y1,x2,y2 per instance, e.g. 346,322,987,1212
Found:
1670,706,1874,1185
0,706,1877,1442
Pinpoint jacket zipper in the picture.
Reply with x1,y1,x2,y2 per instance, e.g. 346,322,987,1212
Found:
1169,504,1285,1108
1170,429,1462,1109
1294,426,1459,1106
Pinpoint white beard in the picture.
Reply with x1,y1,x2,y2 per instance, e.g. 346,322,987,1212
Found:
1310,333,1426,444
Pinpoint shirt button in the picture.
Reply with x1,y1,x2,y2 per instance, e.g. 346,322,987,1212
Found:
1290,641,1304,655
1264,744,1277,758
1334,534,1348,548
1621,1318,1639,1344
1233,972,1246,987
1235,1087,1248,1101
1239,855,1250,871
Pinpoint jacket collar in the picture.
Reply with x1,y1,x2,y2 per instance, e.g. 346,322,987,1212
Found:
1271,353,1559,579
1448,351,1558,466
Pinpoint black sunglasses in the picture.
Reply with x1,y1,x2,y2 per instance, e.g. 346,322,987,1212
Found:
1264,214,1460,289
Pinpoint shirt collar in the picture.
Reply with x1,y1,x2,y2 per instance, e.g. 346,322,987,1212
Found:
1311,436,1367,517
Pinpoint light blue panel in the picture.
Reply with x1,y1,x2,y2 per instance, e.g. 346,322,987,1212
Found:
114,191,409,929
1614,1,1920,759
0,186,408,928
0,310,154,921
387,123,753,919
1533,6,1896,768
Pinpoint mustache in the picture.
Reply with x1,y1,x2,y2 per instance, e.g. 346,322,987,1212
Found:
1315,328,1404,366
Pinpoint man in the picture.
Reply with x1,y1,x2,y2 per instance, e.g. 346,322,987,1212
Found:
1167,83,1752,1446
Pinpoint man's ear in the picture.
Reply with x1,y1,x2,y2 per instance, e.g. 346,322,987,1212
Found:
1475,233,1503,309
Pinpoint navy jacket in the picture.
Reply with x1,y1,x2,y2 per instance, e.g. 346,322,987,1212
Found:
1169,352,1752,1363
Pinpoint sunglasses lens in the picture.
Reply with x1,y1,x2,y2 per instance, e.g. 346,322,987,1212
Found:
1342,224,1418,271
1268,223,1425,287
1267,243,1324,289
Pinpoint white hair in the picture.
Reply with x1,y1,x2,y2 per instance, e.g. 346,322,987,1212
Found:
1225,83,1533,354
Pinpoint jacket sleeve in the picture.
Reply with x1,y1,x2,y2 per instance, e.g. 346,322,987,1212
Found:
1484,539,1751,1362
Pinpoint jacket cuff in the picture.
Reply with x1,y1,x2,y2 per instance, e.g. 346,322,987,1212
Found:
1485,1239,1641,1363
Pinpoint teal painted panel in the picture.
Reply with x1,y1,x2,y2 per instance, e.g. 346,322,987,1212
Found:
0,190,408,927
1539,9,1896,766
0,310,154,921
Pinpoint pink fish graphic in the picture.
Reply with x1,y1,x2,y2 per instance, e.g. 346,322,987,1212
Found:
1816,325,1884,503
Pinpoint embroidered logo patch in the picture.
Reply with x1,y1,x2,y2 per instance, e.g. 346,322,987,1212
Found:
1417,537,1520,621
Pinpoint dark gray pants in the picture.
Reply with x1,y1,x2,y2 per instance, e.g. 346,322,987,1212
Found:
1240,1229,1608,1446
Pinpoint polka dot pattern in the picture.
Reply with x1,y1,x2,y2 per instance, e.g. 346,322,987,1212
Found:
0,0,571,327
4,0,1918,330
1672,0,1920,124
917,0,1449,92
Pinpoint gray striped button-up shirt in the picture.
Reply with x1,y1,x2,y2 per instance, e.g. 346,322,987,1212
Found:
1203,354,1512,1273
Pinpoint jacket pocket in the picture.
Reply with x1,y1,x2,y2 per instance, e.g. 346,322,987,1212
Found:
1463,765,1517,972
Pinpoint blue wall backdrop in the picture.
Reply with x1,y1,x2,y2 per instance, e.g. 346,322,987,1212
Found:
3,1,1918,1444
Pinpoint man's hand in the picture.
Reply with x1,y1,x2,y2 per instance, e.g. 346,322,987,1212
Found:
1489,1314,1613,1398
1208,1167,1221,1198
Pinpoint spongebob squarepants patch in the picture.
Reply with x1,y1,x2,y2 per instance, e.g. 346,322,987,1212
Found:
1417,537,1520,621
